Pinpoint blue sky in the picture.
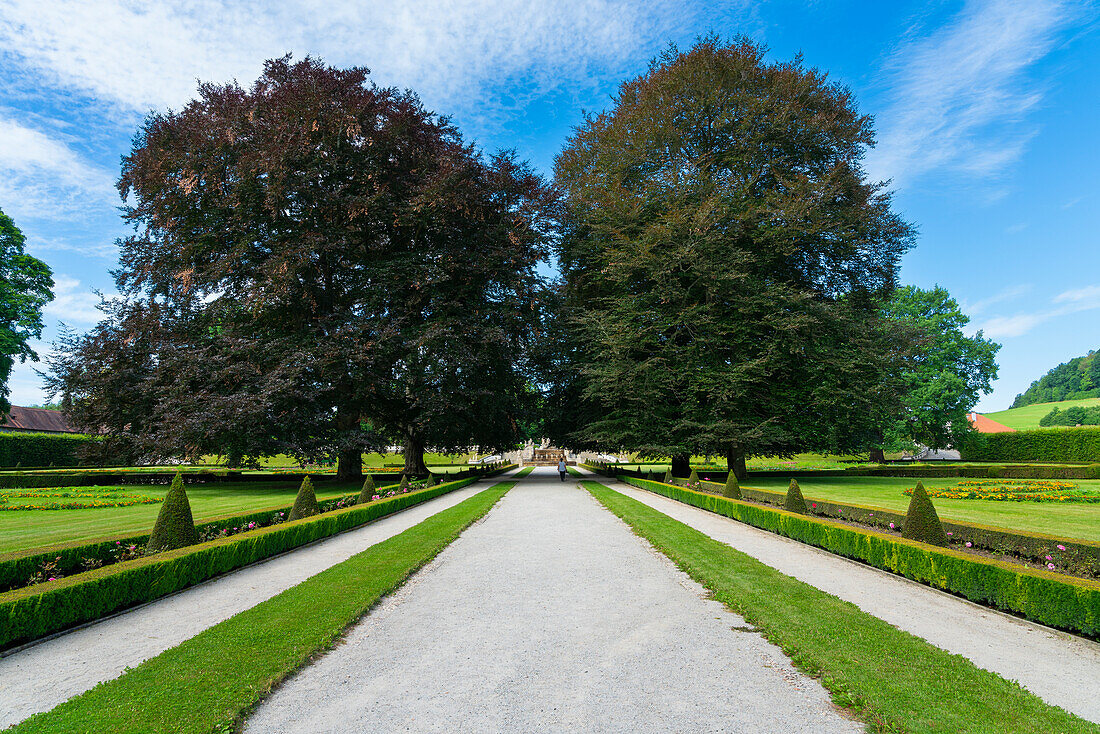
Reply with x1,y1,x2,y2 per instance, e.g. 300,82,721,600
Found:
1,0,1097,412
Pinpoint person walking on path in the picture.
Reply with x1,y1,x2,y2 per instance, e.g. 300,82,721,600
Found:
557,456,567,482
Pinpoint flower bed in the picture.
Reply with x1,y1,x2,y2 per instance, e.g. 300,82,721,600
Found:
0,486,163,511
909,479,1100,503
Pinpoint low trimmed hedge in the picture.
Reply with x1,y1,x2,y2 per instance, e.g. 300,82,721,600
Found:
608,463,1100,481
0,477,478,650
621,476,1100,637
0,432,97,469
691,479,1100,577
962,427,1100,463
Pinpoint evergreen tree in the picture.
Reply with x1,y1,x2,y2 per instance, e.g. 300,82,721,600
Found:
784,479,808,514
902,482,949,547
356,475,376,504
288,476,320,521
146,473,199,554
723,473,742,500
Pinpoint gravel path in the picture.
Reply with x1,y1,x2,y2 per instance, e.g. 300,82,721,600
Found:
0,482,491,729
245,468,860,733
601,473,1100,724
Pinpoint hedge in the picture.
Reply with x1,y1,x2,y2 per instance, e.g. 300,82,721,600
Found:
0,476,479,650
690,478,1100,580
604,463,1100,481
621,476,1100,637
0,432,97,469
962,427,1100,463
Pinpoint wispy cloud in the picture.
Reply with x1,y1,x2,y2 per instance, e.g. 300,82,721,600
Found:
0,114,116,219
961,283,1031,317
43,274,107,325
973,283,1100,338
865,0,1082,188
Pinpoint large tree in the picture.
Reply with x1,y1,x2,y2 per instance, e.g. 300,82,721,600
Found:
0,207,53,418
554,37,914,478
48,57,553,475
876,285,999,458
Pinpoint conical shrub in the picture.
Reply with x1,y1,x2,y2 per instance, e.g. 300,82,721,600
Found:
688,469,700,488
663,469,673,483
427,472,439,487
288,475,320,521
399,474,410,492
146,473,199,555
356,475,376,504
723,472,742,500
902,482,949,546
784,478,807,514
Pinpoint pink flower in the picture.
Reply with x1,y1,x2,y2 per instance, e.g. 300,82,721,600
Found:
1045,555,1052,561
889,522,895,529
946,532,953,536
965,541,972,548
812,503,817,509
1047,563,1055,570
48,577,56,581
1057,544,1066,551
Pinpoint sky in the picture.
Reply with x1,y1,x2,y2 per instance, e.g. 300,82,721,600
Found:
1,0,1098,413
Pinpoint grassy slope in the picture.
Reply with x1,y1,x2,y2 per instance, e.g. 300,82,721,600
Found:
584,481,1097,734
0,480,365,554
13,482,512,734
985,397,1100,430
742,475,1100,542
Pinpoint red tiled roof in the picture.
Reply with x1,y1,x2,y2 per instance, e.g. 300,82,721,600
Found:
966,412,1015,434
1,406,78,433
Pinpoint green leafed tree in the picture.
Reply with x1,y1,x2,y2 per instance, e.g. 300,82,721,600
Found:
553,37,914,478
876,285,1000,459
0,208,53,418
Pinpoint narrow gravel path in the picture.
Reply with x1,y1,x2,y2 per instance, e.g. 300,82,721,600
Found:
599,473,1100,724
245,468,859,733
0,481,492,729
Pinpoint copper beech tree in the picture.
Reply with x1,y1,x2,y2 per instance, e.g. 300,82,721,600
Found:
47,57,556,476
553,38,914,478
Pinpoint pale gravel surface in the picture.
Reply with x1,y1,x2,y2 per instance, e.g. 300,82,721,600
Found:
600,472,1100,724
0,481,492,729
245,468,860,734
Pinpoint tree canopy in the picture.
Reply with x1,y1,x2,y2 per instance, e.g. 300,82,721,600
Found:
879,285,999,454
552,37,914,477
0,207,53,418
46,56,555,474
1011,350,1100,408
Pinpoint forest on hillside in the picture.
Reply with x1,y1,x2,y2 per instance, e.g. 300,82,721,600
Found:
1012,350,1100,407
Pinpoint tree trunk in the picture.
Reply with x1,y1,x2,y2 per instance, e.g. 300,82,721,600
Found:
403,433,429,477
868,447,886,464
336,447,363,481
726,446,748,481
671,453,691,478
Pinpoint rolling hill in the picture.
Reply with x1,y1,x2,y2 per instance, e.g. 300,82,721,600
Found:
984,397,1100,431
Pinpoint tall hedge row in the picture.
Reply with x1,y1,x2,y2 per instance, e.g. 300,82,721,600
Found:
621,476,1100,637
0,477,478,649
961,427,1100,463
0,432,96,468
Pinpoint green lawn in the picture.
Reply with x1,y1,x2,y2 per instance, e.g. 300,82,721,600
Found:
0,480,369,554
584,482,1098,734
742,475,1100,541
984,397,1100,430
13,483,511,734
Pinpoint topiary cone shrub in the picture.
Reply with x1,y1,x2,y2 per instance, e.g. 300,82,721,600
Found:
902,482,949,547
662,469,673,483
288,476,320,521
688,469,700,488
356,475,376,505
723,473,742,499
399,474,410,492
784,478,808,514
146,473,199,555
427,472,439,487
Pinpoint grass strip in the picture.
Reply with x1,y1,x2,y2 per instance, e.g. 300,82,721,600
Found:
582,481,1098,734
514,467,534,478
12,482,512,734
567,466,583,477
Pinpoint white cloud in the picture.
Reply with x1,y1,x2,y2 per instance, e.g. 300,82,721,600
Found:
961,283,1031,317
0,114,116,219
973,283,1100,338
43,274,106,325
865,0,1081,188
0,0,700,125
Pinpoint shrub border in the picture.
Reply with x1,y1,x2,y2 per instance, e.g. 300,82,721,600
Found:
620,476,1100,637
0,476,481,650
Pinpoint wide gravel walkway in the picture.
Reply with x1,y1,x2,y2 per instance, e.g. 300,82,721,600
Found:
600,473,1100,724
245,468,859,733
0,481,490,729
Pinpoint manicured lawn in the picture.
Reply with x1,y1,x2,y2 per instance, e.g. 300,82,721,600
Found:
742,475,1100,542
985,397,1100,430
12,483,511,734
0,480,368,554
584,481,1098,734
